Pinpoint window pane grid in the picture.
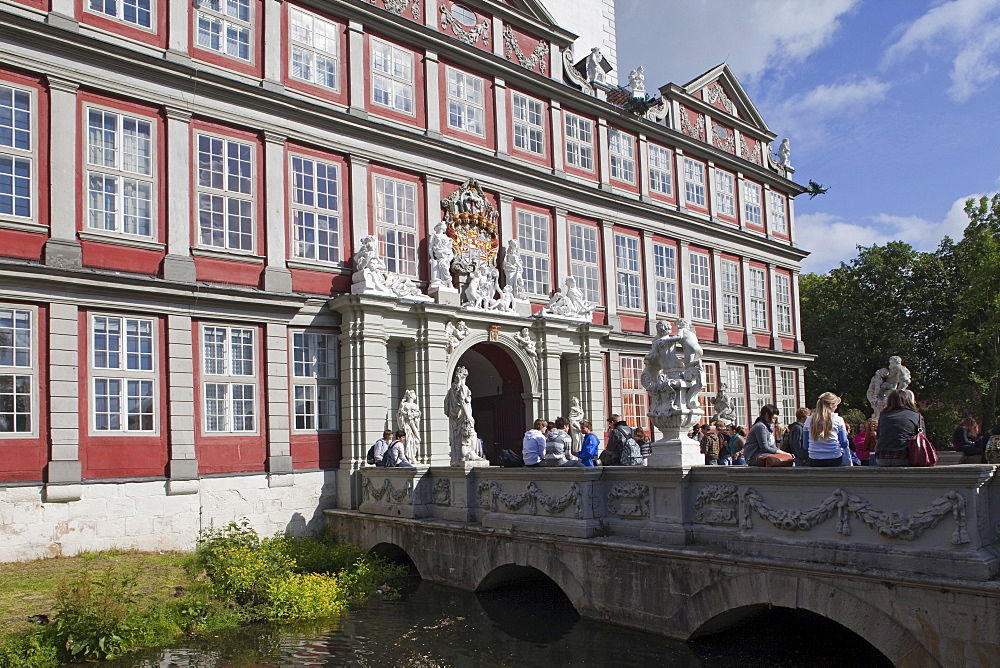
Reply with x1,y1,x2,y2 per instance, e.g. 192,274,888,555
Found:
203,325,256,433
615,234,642,309
197,134,254,252
609,129,635,183
653,243,677,315
775,273,792,333
88,0,152,29
517,211,550,296
371,40,414,113
749,267,767,329
512,93,544,154
768,191,787,233
0,374,31,433
683,158,705,207
447,69,485,136
0,308,32,368
690,252,712,321
196,0,252,61
621,357,648,430
649,145,672,195
86,109,153,237
569,223,600,304
721,260,741,326
291,156,341,263
0,85,32,219
697,363,717,425
289,7,339,90
744,181,762,226
564,113,593,170
754,367,773,413
715,170,735,217
291,330,339,432
373,176,417,277
726,365,747,427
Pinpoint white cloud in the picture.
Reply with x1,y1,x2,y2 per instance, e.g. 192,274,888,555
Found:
882,0,1000,101
766,77,890,141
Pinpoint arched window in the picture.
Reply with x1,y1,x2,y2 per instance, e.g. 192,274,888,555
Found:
451,4,477,26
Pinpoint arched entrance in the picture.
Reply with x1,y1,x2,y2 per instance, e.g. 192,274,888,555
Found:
456,342,527,464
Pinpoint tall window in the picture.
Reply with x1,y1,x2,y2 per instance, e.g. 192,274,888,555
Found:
197,133,254,252
743,181,762,226
512,93,544,155
371,39,413,113
86,108,154,238
749,267,767,329
683,157,705,207
91,315,155,432
648,144,672,196
517,210,549,296
608,129,634,183
289,7,339,91
775,273,792,334
564,113,593,170
689,251,711,321
768,191,787,234
291,331,339,431
653,243,677,315
778,369,796,419
372,176,417,277
754,367,773,414
715,170,734,217
0,84,33,220
88,0,151,28
447,68,485,136
0,307,33,434
196,0,252,61
721,259,741,326
620,356,647,429
202,325,256,433
615,233,641,309
291,156,340,264
726,365,747,427
697,362,717,426
569,223,600,304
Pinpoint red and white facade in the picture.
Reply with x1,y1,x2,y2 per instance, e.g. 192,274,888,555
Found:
0,0,809,558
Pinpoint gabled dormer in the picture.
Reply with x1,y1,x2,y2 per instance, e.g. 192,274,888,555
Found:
682,63,769,132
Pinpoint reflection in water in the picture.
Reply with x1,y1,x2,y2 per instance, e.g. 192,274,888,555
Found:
107,579,890,667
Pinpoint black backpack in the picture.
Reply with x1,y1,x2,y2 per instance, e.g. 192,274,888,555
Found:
366,442,378,465
500,449,524,467
375,441,399,467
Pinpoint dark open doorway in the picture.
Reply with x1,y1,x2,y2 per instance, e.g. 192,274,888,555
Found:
456,342,526,464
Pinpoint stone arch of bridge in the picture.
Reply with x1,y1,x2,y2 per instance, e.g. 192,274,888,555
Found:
677,571,932,666
468,540,590,614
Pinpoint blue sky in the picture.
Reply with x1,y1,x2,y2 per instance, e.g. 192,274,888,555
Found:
615,0,1000,273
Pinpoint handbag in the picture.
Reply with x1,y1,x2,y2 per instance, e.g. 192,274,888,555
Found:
599,449,614,466
907,418,938,467
758,451,794,467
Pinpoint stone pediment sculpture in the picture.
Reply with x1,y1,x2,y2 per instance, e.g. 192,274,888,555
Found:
867,355,912,419
444,366,487,466
628,66,645,97
397,389,421,464
568,396,585,455
513,327,536,358
541,276,598,321
776,138,793,171
445,319,470,357
642,319,706,431
710,383,736,424
351,234,428,300
428,221,455,291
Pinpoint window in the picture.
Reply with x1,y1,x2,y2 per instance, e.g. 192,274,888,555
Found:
447,68,485,136
202,325,256,433
779,369,796,419
196,133,254,252
754,367,773,414
0,307,33,434
615,233,642,309
690,251,711,321
743,181,762,226
648,145,672,196
768,191,787,234
683,157,705,207
564,113,593,170
721,259,741,326
608,129,634,183
196,0,252,62
91,315,155,432
620,356,647,429
512,93,544,155
88,0,151,28
775,272,792,334
516,210,549,296
372,175,417,277
749,267,767,330
371,39,413,113
0,84,33,220
289,7,339,91
450,3,476,25
715,170,734,217
569,223,600,304
86,108,154,238
291,331,339,431
697,363,717,426
653,243,677,315
291,155,340,264
726,365,747,427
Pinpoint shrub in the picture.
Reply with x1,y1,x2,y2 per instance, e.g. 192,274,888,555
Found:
0,629,58,668
265,573,348,621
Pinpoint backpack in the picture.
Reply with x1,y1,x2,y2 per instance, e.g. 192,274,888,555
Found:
499,449,524,467
365,442,379,465
779,430,791,453
616,428,642,466
375,441,399,467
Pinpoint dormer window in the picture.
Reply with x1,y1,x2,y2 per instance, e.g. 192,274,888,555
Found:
450,4,476,26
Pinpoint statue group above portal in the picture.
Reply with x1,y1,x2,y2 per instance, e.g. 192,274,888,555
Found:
351,235,426,299
543,276,598,321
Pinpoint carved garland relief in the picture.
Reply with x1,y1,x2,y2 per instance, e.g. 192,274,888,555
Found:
478,480,582,518
363,477,414,504
371,0,421,20
740,136,762,165
694,483,739,525
712,121,736,154
680,108,706,142
503,26,549,73
606,483,650,518
705,82,735,116
439,3,490,46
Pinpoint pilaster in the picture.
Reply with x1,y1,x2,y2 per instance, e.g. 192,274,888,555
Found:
347,21,367,117
641,230,656,334
418,324,451,467
348,155,370,256
710,249,726,344
263,0,285,90
787,194,797,246
706,161,718,220
792,270,806,354
638,133,650,200
767,264,781,351
553,207,569,287
263,131,292,292
163,107,196,283
167,314,199,493
425,51,441,137
494,77,508,158
550,100,564,176
741,257,755,348
678,240,692,320
492,16,504,57
45,77,81,269
674,148,687,214
166,0,191,59
498,193,514,240
46,302,81,501
597,118,611,190
539,336,562,422
763,183,773,240
600,219,619,329
265,322,293,480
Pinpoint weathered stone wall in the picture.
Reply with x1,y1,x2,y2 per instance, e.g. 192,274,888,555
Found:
0,471,336,561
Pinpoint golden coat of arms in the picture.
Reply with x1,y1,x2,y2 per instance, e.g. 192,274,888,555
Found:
441,178,499,274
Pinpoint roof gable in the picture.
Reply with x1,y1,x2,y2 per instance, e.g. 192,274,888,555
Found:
683,63,770,133
495,0,559,26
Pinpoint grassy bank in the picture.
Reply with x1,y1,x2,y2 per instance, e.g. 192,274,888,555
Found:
0,523,407,666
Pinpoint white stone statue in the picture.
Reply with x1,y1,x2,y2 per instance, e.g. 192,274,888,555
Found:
351,234,425,299
463,261,497,310
445,320,471,356
628,66,645,96
710,383,736,423
543,276,597,320
776,138,792,170
513,327,536,357
428,222,455,290
568,396,585,455
866,367,889,419
494,285,515,313
444,366,486,465
642,319,706,427
397,389,421,464
586,47,605,83
502,239,525,299
868,355,912,419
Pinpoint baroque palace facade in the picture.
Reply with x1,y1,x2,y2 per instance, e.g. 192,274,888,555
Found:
0,0,809,555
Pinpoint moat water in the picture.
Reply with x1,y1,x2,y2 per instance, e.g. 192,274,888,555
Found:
104,577,891,667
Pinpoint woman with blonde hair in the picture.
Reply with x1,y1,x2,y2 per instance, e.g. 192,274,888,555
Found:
803,392,851,467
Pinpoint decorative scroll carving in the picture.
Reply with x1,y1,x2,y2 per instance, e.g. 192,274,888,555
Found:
440,4,489,45
503,26,549,73
741,488,971,545
363,477,413,504
606,483,649,518
680,110,706,142
740,136,761,164
705,82,734,115
372,0,421,20
694,483,739,525
562,49,595,96
431,478,451,506
712,122,735,153
478,480,582,517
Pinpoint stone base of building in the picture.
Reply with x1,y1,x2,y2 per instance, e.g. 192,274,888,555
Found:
0,470,336,562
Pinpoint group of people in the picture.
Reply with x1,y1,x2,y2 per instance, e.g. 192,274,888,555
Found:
366,429,414,468
520,414,652,467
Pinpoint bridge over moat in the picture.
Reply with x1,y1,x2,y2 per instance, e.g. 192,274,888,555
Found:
326,465,1000,667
